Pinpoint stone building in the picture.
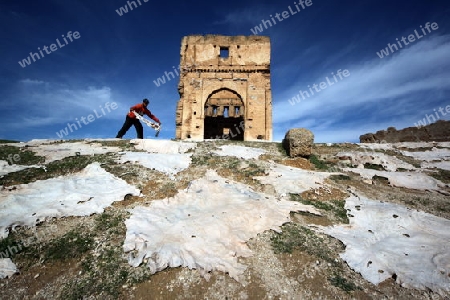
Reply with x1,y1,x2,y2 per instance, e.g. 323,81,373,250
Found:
175,35,272,141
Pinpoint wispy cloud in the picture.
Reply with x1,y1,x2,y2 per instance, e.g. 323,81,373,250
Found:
3,81,118,129
214,4,275,27
20,79,46,85
273,34,450,142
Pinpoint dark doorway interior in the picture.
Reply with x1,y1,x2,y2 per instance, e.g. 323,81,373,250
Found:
204,116,244,140
204,89,244,140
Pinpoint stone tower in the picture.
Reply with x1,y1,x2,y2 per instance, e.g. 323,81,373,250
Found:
175,35,272,141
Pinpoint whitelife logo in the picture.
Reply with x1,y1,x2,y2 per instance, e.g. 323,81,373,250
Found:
153,58,196,87
376,22,439,59
250,0,313,34
153,65,182,87
4,154,21,165
414,104,450,128
288,69,350,106
0,225,57,259
18,31,81,68
115,0,149,16
56,102,118,139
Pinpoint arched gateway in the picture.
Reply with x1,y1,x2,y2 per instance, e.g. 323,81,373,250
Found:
204,88,244,140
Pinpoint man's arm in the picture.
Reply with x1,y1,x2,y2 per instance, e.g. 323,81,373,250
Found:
145,109,160,124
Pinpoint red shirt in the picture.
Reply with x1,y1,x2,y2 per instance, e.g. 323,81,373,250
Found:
127,103,160,123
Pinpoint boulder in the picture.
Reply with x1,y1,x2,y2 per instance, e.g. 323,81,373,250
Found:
282,128,314,158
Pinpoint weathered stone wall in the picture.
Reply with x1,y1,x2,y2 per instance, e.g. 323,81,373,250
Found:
176,35,272,141
360,120,450,143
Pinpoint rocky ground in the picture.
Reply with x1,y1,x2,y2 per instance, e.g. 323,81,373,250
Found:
0,139,449,300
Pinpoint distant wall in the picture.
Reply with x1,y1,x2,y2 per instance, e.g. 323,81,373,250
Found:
360,120,450,143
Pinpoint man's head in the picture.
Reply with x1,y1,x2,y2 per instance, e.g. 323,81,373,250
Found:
143,98,149,107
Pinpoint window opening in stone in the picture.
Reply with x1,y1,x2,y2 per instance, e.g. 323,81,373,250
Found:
224,106,229,118
235,106,240,116
220,47,229,58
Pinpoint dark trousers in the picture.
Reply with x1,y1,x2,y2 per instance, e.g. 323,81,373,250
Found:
116,116,144,139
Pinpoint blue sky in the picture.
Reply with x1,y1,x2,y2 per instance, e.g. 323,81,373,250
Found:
1,0,449,143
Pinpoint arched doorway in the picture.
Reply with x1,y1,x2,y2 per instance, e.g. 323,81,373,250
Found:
204,88,244,140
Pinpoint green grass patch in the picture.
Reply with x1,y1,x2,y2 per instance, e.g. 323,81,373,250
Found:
159,182,178,197
0,140,21,144
191,155,242,171
331,200,349,224
309,154,329,170
60,246,138,299
277,142,288,156
0,153,115,186
437,203,450,213
397,147,434,152
329,174,351,181
190,154,213,166
0,235,24,258
44,228,94,261
59,210,151,299
243,162,266,177
328,273,359,292
428,169,450,184
372,175,389,183
363,163,385,171
290,194,349,224
270,223,338,266
0,145,45,165
383,150,422,168
226,157,241,169
299,199,335,211
94,211,126,234
90,139,136,151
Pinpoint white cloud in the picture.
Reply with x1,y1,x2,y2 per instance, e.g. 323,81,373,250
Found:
273,35,450,142
214,5,273,27
19,79,45,85
7,82,117,128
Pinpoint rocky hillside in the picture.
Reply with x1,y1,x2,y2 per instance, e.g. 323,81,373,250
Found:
360,120,450,143
0,139,449,299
